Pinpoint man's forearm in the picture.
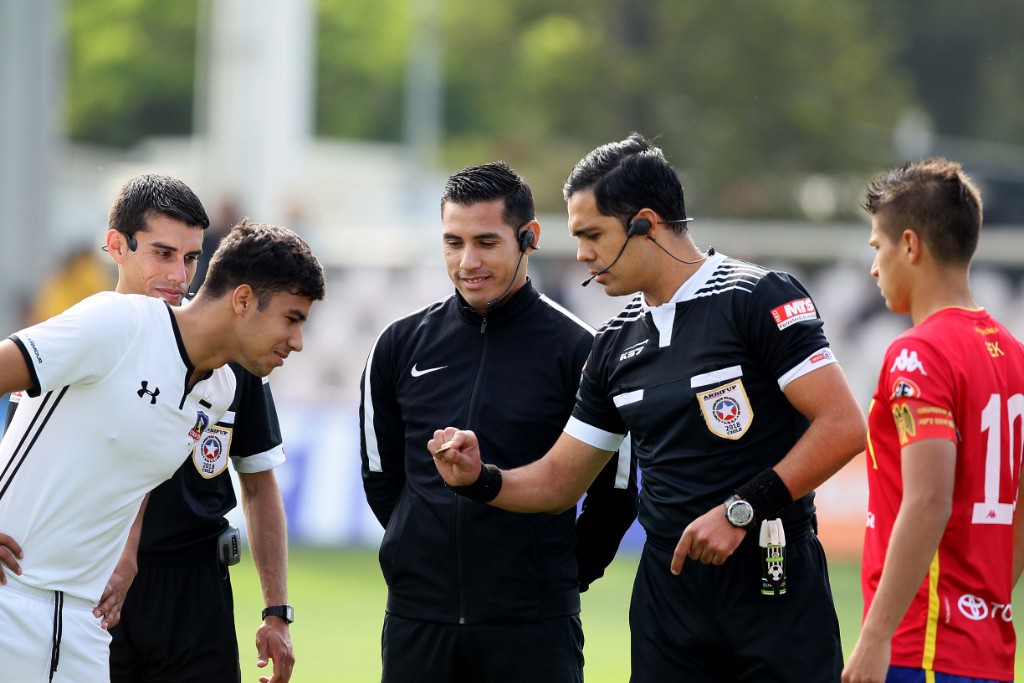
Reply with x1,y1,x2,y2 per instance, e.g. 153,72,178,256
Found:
240,472,288,605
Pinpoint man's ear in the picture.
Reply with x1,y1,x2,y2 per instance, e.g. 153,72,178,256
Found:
105,229,127,264
231,284,255,314
902,229,924,265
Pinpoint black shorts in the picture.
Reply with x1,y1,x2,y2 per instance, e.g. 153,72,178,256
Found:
382,612,584,683
109,555,240,683
629,528,842,682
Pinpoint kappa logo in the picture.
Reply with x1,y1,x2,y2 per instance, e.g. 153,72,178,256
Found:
770,298,817,330
411,364,447,378
619,340,649,362
889,348,928,375
137,380,160,404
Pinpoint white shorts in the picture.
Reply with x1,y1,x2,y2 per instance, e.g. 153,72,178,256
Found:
0,575,110,682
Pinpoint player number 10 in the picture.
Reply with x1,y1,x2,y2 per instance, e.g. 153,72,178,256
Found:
973,392,1024,525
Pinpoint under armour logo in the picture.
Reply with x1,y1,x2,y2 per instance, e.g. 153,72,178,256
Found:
137,380,160,404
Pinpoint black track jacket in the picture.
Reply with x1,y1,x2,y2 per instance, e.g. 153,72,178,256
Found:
360,280,637,624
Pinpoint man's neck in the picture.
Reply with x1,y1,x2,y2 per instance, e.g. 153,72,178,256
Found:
171,299,230,378
910,267,977,326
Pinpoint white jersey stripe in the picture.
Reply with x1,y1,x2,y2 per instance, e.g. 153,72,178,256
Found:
613,433,633,490
363,332,384,473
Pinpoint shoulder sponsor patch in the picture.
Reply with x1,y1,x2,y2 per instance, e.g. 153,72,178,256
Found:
770,298,817,330
697,379,753,440
192,424,233,479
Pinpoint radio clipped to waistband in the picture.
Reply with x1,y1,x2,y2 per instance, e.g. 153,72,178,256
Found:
217,524,241,568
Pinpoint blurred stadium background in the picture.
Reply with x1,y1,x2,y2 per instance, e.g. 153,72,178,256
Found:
3,0,1024,678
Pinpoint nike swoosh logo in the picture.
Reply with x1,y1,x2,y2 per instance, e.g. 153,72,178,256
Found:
411,364,448,378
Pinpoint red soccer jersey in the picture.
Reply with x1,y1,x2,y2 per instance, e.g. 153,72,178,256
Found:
863,307,1024,680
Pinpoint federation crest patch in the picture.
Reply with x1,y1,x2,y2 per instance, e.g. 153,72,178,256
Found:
890,377,920,399
892,403,915,446
192,424,233,478
697,380,753,440
189,411,211,440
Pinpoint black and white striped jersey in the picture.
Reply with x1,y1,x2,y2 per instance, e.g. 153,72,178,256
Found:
565,252,837,549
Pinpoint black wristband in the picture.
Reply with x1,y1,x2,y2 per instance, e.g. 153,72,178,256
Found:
448,463,503,503
735,468,793,522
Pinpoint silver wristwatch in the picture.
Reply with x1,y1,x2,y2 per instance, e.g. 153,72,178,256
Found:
724,495,756,529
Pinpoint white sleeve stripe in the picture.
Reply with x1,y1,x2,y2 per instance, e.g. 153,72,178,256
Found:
613,433,632,489
362,332,384,473
777,347,837,390
231,444,286,473
564,416,625,452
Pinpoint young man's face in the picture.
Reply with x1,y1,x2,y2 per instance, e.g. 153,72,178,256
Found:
441,198,530,315
235,290,313,377
108,214,204,306
868,215,911,314
568,189,639,298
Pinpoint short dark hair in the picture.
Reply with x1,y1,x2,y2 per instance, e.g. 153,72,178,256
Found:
108,174,210,239
200,219,326,307
863,158,983,266
563,133,690,232
440,161,535,230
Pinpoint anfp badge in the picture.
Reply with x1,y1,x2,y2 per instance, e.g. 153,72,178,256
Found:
192,424,233,479
697,380,753,440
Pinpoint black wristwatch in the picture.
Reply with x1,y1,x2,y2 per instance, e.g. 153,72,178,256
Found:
724,495,756,529
262,604,294,624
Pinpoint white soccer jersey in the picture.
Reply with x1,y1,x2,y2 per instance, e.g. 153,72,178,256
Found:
0,292,237,602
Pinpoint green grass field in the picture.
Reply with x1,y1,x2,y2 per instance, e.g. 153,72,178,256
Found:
232,547,1022,682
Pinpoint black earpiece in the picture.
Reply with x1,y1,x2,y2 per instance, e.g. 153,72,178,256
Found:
627,219,652,237
518,229,536,253
126,234,138,252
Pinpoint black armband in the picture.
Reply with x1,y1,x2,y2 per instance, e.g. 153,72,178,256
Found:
735,468,793,522
448,463,503,503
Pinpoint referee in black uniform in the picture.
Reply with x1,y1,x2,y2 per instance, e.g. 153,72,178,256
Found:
361,162,638,682
430,134,866,682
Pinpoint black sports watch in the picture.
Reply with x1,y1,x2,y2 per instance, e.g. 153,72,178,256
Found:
724,495,756,529
262,604,295,624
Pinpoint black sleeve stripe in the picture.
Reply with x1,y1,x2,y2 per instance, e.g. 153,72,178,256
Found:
9,335,43,398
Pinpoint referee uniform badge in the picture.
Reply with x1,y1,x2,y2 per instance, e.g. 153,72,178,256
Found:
696,380,753,440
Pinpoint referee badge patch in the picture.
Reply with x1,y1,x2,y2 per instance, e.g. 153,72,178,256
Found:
192,424,233,478
697,380,753,440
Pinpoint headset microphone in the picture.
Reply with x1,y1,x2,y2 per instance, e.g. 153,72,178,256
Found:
126,234,138,251
486,227,536,310
580,218,650,287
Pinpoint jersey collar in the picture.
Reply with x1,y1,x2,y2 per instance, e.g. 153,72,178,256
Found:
640,250,727,314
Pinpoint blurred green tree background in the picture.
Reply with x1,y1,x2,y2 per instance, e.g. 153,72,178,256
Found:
64,0,1024,216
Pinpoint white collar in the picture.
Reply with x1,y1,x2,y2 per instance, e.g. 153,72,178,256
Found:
640,250,727,313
